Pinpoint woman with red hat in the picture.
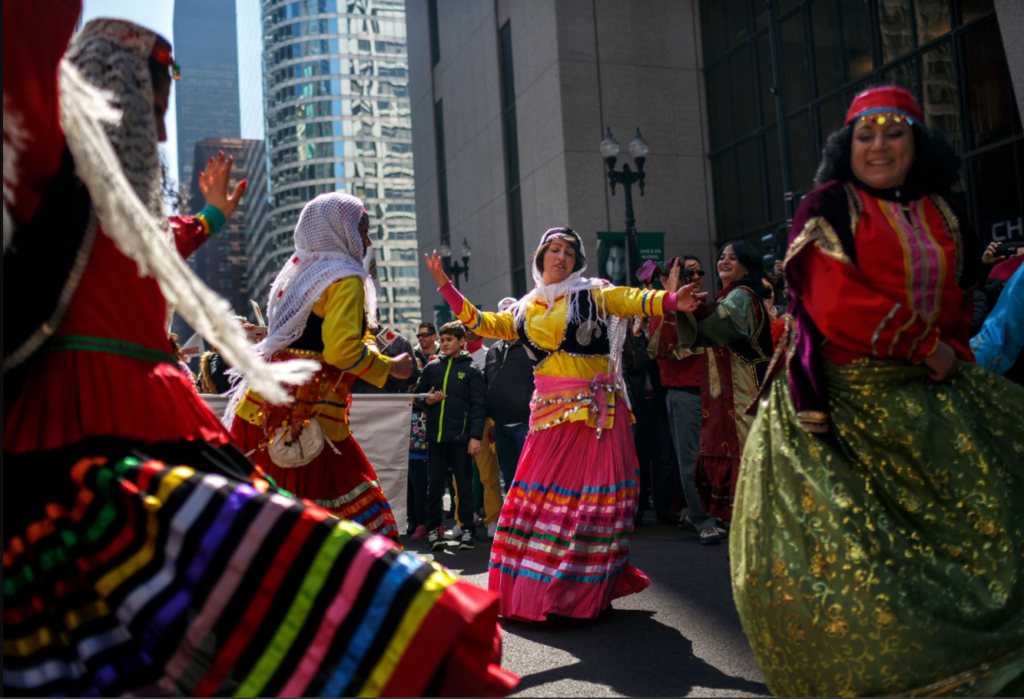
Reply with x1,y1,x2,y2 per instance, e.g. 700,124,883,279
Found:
729,85,1024,696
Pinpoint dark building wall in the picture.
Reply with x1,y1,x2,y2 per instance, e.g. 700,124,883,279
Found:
699,0,1023,257
173,0,242,189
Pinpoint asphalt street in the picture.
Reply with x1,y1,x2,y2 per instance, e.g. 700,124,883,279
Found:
402,514,770,698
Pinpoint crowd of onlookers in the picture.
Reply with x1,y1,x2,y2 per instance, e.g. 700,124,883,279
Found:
176,241,1022,550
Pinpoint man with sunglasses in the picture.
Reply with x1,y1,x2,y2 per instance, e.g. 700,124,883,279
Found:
647,256,724,545
414,322,439,369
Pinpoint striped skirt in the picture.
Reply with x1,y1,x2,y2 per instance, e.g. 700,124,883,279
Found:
231,417,401,545
488,413,650,621
3,456,517,696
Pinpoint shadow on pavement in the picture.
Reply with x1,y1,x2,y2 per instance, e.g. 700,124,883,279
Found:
400,533,493,577
503,609,768,697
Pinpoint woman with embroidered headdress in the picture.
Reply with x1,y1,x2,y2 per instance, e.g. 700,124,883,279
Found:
425,227,706,621
2,3,516,696
729,86,1024,696
227,192,412,545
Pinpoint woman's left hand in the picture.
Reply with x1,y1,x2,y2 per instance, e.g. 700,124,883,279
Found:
674,282,708,312
199,151,248,220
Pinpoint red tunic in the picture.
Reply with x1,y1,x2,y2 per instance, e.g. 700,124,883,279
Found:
3,0,229,453
792,183,975,366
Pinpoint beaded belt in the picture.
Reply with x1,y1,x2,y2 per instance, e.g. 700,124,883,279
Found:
529,372,620,440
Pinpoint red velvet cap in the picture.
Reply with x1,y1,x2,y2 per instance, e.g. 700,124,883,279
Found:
845,86,924,126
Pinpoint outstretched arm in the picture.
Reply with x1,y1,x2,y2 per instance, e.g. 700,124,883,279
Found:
424,250,519,340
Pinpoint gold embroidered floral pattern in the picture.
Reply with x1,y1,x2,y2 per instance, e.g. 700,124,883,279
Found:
785,216,854,267
731,359,1024,696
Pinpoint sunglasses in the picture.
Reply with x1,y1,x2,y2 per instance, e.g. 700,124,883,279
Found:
416,333,435,339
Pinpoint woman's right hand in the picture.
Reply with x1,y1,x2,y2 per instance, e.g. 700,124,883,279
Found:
424,251,452,287
922,340,957,382
982,241,1006,265
389,353,414,379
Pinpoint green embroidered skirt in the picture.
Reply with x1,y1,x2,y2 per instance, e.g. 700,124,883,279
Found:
731,359,1024,697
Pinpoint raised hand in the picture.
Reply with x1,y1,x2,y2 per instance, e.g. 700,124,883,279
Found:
674,282,709,312
424,250,451,287
199,151,248,220
660,259,681,293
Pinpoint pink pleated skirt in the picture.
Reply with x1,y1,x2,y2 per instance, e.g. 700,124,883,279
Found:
488,413,650,621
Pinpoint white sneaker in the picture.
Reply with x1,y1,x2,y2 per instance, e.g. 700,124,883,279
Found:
444,524,463,540
487,521,498,539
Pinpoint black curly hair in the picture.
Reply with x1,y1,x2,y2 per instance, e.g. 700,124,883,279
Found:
814,123,962,197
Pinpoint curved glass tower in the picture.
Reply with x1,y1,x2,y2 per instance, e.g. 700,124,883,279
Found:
254,0,420,337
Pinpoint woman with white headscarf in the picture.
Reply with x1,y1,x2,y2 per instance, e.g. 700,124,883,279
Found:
3,6,516,696
426,227,706,621
229,192,414,545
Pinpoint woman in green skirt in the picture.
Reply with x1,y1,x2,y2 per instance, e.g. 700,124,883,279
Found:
727,86,1024,696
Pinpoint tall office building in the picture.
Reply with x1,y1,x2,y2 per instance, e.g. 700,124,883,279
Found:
173,0,242,189
406,1,1024,320
254,0,421,339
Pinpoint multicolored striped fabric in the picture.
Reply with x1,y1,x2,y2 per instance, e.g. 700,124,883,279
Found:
3,457,516,697
488,413,650,621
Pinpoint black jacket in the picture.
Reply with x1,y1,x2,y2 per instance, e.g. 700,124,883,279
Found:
485,339,537,425
413,351,486,443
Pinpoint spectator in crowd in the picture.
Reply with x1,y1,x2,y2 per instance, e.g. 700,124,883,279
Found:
763,275,785,349
665,242,773,529
972,262,1024,384
352,325,421,394
465,327,503,539
414,321,439,368
198,315,251,394
407,409,430,539
625,312,676,527
647,255,722,544
485,297,537,494
413,321,487,551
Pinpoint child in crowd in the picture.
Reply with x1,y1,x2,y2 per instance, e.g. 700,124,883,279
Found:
407,410,429,539
413,322,487,551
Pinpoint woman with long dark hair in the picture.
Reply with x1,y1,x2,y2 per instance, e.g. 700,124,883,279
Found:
730,86,1024,696
663,239,774,535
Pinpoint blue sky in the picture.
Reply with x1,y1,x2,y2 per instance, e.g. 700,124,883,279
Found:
81,0,264,186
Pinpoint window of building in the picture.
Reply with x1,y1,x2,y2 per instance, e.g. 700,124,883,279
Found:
499,21,526,297
700,0,1021,251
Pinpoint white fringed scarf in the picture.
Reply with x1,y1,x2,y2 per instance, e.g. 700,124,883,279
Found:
509,227,631,409
54,19,316,403
221,193,376,426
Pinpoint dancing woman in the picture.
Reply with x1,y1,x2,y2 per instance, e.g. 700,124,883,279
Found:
426,227,705,621
229,192,413,545
2,4,514,695
664,240,774,527
730,86,1024,696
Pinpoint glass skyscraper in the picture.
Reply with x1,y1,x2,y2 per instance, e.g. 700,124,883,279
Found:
173,0,243,188
254,0,420,338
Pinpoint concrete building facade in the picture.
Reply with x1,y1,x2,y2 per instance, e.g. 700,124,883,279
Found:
253,0,422,340
407,0,1024,322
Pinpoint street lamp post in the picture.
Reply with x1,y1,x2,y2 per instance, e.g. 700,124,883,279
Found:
440,237,472,290
601,127,648,286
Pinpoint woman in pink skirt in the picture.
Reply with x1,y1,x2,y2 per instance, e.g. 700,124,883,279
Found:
425,228,705,621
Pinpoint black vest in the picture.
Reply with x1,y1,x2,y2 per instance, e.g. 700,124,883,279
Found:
515,290,611,362
288,308,369,353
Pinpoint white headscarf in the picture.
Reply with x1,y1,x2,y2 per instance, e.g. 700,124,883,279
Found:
6,18,317,401
223,193,376,424
509,227,631,407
